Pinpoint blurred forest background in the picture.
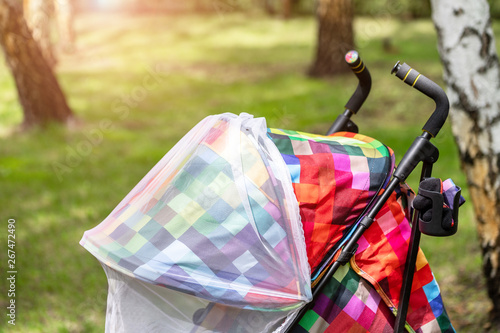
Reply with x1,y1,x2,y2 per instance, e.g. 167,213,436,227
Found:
1,0,499,332
75,0,500,19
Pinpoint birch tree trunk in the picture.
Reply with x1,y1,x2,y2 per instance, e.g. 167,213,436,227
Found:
430,0,500,326
0,0,73,128
23,0,56,67
309,0,354,77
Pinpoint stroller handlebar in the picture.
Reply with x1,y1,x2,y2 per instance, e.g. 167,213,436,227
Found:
392,61,449,138
344,50,372,115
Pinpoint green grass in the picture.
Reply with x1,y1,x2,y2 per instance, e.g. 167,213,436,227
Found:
1,12,499,332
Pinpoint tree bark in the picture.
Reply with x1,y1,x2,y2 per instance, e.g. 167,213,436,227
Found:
282,0,291,19
408,0,430,19
309,0,354,77
262,0,276,15
0,0,73,128
23,0,56,67
431,0,500,327
54,0,75,53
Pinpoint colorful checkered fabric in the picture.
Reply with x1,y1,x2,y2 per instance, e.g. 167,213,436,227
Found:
352,187,455,332
267,129,394,273
81,114,311,311
291,263,395,333
269,130,454,332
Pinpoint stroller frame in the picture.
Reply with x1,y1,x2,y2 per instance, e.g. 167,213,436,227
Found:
285,51,457,333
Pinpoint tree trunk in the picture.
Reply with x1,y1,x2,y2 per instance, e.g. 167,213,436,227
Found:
430,0,500,327
408,0,431,19
23,0,56,67
282,0,291,19
309,0,354,77
262,0,276,15
54,0,75,53
0,0,73,128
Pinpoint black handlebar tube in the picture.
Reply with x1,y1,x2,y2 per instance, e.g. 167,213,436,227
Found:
391,62,449,138
326,109,354,136
326,50,372,135
344,50,372,115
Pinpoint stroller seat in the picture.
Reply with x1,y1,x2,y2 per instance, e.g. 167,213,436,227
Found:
267,128,393,274
269,128,454,333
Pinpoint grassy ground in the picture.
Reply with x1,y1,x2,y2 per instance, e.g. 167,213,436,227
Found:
0,11,498,332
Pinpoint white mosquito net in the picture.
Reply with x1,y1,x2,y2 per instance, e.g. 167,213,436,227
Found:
81,113,312,332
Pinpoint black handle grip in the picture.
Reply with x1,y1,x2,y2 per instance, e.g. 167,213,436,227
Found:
391,62,449,138
344,50,372,114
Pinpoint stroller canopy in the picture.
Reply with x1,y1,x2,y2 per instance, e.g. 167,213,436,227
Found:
81,113,312,332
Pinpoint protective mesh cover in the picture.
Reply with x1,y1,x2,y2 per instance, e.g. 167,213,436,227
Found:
80,113,311,332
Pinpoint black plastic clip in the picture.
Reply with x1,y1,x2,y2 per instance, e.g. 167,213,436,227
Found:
418,184,460,237
337,243,359,265
394,135,439,181
326,111,359,135
344,119,359,133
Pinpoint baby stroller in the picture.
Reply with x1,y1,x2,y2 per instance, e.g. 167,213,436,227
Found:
80,51,463,333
